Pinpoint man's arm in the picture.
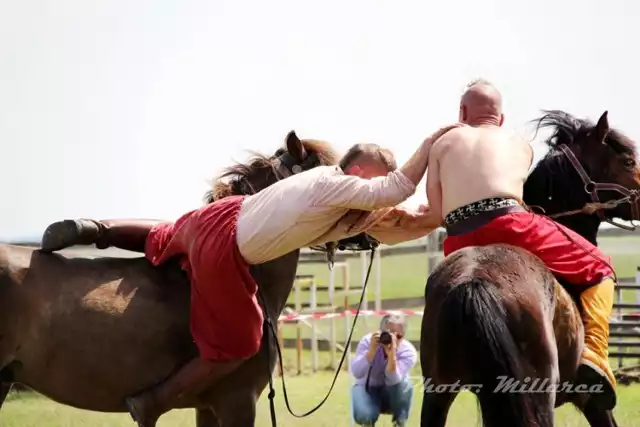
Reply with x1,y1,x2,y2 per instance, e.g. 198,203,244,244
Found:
311,124,463,211
304,205,440,247
350,335,373,379
425,152,443,224
366,205,441,245
311,169,417,212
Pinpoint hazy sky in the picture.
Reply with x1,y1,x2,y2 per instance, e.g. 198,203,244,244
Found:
1,0,637,241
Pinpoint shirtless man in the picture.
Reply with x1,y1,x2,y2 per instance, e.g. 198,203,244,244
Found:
38,130,455,426
425,79,617,411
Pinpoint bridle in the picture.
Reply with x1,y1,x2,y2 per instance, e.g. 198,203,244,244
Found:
275,150,319,178
548,144,640,231
257,147,376,427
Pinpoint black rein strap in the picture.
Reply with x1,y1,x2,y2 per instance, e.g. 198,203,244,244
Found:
257,248,376,427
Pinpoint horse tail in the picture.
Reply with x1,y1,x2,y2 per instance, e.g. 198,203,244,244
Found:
436,278,554,427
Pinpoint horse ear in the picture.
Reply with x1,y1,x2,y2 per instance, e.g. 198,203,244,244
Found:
594,110,610,144
285,130,306,161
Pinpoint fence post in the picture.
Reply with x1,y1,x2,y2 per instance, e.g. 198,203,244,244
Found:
345,310,352,372
328,265,337,370
294,279,302,375
310,279,318,372
360,251,369,311
374,249,382,312
636,266,640,306
427,232,439,275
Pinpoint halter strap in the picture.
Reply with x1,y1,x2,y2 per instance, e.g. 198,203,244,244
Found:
551,144,640,230
276,151,319,177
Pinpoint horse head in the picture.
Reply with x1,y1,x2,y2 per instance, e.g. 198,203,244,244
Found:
524,110,640,243
203,130,340,202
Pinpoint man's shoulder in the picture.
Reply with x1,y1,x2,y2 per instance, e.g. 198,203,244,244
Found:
477,126,529,149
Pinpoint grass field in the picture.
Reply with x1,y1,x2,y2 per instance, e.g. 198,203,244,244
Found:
5,354,640,427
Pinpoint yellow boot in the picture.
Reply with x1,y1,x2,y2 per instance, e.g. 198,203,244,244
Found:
576,278,617,411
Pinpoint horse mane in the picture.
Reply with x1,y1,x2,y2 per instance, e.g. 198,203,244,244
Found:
203,138,340,204
532,109,636,157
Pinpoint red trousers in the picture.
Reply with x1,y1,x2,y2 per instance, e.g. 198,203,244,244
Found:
145,195,263,361
443,211,613,287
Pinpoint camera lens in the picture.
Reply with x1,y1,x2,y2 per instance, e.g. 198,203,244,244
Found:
380,331,392,345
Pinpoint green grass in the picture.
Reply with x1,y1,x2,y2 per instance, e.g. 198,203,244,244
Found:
4,351,640,427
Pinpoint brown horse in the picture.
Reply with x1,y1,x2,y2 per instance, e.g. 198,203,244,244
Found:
420,110,640,427
0,131,340,426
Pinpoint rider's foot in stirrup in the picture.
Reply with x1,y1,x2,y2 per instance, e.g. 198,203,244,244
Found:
40,219,101,252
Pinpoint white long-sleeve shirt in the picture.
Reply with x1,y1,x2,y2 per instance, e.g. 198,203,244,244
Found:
235,165,417,264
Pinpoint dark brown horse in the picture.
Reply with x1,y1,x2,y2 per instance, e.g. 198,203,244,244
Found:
0,131,340,426
420,110,640,427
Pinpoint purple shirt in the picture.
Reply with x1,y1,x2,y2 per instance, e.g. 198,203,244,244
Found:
350,332,417,387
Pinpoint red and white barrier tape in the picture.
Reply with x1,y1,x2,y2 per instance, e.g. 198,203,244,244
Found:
278,309,424,322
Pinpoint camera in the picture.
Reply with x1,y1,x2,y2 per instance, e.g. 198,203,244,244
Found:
379,331,392,345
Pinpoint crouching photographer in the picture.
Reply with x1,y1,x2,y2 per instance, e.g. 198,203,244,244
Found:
350,314,417,427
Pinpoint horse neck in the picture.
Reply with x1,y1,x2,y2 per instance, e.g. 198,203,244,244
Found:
250,250,301,319
523,159,602,246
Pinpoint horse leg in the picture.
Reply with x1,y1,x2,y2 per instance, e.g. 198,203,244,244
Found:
578,405,619,427
208,388,257,427
215,397,257,427
420,391,457,427
571,396,619,427
196,407,220,427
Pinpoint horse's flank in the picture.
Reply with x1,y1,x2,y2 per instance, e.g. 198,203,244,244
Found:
0,244,196,410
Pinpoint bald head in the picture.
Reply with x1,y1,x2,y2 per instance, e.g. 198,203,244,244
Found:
459,79,504,127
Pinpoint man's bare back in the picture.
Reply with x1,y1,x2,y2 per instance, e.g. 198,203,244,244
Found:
426,80,533,221
430,126,532,219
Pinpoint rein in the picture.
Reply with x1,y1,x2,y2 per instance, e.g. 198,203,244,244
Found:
548,144,640,231
258,249,375,427
255,150,377,427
